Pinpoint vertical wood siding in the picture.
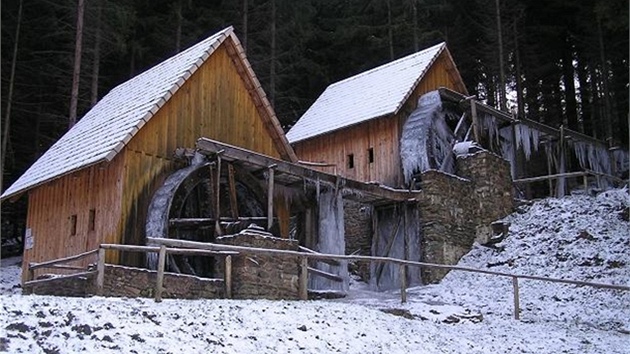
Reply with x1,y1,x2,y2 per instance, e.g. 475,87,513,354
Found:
293,53,464,188
22,157,123,281
22,40,292,272
119,43,289,265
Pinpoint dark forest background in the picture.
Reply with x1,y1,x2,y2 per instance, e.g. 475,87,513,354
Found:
1,0,628,245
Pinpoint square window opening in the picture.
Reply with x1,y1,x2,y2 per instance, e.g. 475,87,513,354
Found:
70,214,77,236
88,209,96,231
368,148,374,163
347,154,355,169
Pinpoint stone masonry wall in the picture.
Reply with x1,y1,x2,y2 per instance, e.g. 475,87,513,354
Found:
216,232,301,300
456,150,514,244
28,265,225,299
418,170,475,283
97,265,224,299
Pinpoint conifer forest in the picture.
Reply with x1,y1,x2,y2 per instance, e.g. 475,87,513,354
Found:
1,0,628,247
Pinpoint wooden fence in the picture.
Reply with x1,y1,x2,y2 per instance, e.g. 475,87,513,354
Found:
513,169,625,197
148,237,630,320
24,238,630,320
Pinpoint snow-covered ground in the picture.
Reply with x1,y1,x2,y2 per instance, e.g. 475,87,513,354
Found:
1,188,629,353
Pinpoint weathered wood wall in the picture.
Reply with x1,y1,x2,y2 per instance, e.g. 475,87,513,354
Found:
119,42,290,265
22,157,124,281
22,38,293,274
293,52,465,188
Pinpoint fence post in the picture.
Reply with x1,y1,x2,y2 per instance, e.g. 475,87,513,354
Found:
512,276,520,320
224,255,232,299
155,245,167,303
582,175,588,191
400,264,407,303
299,256,308,300
96,247,106,295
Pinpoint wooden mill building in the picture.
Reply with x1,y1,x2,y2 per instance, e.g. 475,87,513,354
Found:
0,27,298,280
287,42,468,188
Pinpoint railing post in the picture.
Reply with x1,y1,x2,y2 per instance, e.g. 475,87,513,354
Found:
583,174,588,191
155,245,167,302
96,247,106,295
299,256,308,300
224,255,232,299
400,264,407,303
512,276,520,320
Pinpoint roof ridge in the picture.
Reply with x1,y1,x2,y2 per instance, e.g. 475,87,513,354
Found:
327,42,445,89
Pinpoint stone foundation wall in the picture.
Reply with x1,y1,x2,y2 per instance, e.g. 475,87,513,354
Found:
216,232,300,300
343,200,372,281
456,151,514,244
418,170,475,283
27,265,225,299
98,265,224,299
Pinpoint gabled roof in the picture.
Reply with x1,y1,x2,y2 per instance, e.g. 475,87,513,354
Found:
2,26,296,201
287,43,465,143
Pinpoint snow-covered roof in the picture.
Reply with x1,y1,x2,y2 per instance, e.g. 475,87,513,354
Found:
1,26,294,200
287,43,450,143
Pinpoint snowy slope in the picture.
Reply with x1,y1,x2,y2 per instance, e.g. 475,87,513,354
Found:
1,189,629,353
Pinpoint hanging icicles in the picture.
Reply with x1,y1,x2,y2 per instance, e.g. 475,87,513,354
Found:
514,124,540,160
400,91,456,183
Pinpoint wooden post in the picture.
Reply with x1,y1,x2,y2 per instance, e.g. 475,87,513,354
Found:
583,175,588,191
267,166,275,231
215,155,223,236
400,264,407,303
558,126,566,197
471,100,480,142
224,255,232,299
227,163,239,219
96,247,106,295
512,276,520,320
299,256,308,300
546,142,554,196
155,245,167,302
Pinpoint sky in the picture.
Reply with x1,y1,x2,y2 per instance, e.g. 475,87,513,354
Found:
1,188,629,353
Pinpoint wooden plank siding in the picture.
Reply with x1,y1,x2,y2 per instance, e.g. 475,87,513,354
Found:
293,52,464,188
119,43,290,266
22,158,123,282
21,40,294,275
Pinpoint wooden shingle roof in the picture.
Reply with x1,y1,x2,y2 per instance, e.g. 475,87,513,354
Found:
1,26,296,200
286,43,464,143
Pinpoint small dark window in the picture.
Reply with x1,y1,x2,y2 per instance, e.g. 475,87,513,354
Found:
70,215,77,236
368,148,374,163
347,154,355,169
88,209,96,231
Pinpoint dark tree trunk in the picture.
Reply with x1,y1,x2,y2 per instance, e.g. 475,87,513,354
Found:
242,0,248,52
495,0,506,110
69,0,86,128
562,36,578,130
576,58,592,135
2,0,23,191
269,0,276,107
91,0,103,106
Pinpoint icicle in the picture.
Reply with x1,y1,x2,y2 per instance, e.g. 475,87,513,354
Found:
499,126,515,179
309,190,349,292
400,91,456,183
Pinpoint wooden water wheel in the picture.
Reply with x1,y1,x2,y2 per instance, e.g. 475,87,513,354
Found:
145,158,266,277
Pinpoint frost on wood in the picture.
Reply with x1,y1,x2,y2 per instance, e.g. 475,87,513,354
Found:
370,205,421,291
400,91,456,183
309,190,349,292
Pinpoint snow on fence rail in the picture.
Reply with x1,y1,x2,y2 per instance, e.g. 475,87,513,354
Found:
148,237,630,320
25,239,630,321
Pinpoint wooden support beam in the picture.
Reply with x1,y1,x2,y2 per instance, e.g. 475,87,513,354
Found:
96,247,105,295
196,138,421,204
29,249,99,270
215,154,223,236
155,245,166,302
23,271,98,288
267,166,275,231
227,163,239,219
512,276,520,320
471,100,480,142
299,256,308,300
400,264,407,304
225,255,232,299
307,267,343,282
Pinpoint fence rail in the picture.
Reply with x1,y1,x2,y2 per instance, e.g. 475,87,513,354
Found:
25,238,629,321
148,237,630,320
